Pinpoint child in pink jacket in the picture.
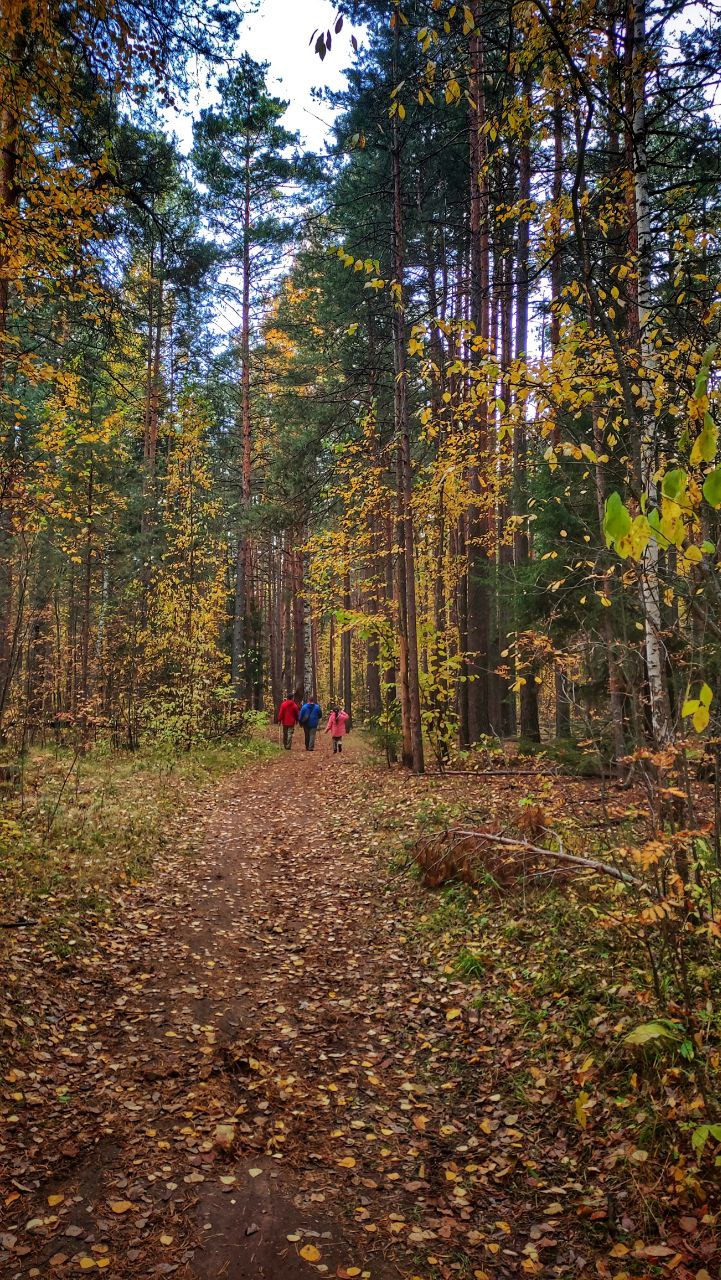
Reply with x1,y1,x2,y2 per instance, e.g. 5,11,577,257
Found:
325,707,350,754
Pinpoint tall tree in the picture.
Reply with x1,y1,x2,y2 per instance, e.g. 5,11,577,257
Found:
193,58,304,705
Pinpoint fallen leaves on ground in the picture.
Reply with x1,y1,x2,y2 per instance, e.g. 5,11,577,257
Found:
1,736,719,1279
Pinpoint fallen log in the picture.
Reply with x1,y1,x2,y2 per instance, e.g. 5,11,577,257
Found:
422,769,562,778
450,828,646,890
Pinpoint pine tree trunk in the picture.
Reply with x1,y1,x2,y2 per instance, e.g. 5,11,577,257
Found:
282,535,293,697
303,593,313,705
456,517,471,748
367,633,381,720
514,73,541,744
466,9,491,742
391,22,424,772
550,91,572,740
293,547,305,703
231,536,246,696
496,201,516,737
341,565,352,723
232,148,254,703
268,544,282,713
80,462,94,703
366,531,382,719
383,513,397,755
328,612,336,707
0,103,19,728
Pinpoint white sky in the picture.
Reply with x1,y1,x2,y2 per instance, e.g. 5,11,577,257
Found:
170,0,358,153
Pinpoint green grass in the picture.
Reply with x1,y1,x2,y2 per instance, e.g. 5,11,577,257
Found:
516,735,608,776
453,946,489,980
417,882,480,936
0,732,278,933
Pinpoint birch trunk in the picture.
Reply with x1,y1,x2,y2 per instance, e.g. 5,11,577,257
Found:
631,0,672,745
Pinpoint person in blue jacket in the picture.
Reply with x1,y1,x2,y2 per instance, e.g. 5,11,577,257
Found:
298,697,323,751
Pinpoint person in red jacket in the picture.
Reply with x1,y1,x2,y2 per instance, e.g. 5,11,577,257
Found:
277,695,299,750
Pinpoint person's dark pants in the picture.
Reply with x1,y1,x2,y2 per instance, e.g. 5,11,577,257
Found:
332,737,342,754
282,724,294,750
303,724,317,751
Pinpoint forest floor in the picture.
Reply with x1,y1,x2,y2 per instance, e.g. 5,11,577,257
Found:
1,733,719,1280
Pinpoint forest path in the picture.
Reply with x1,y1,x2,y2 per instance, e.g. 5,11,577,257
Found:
2,734,528,1280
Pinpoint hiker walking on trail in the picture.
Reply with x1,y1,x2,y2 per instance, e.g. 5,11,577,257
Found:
325,707,349,754
298,698,322,751
277,695,299,750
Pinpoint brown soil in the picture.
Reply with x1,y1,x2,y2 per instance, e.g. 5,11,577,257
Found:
4,735,488,1280
6,735,705,1280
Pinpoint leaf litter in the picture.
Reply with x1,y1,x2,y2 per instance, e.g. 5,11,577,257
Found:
1,736,719,1279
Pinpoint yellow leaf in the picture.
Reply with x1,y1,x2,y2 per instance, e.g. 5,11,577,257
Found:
48,1194,64,1206
575,1091,589,1129
79,1260,96,1271
160,1235,173,1246
338,1156,356,1168
446,1007,462,1021
693,705,710,732
300,1244,321,1262
108,1200,133,1214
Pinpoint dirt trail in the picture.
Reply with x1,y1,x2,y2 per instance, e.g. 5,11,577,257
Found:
8,733,721,1280
4,735,522,1280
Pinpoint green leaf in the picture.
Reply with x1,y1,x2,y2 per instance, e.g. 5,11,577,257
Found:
694,342,717,399
661,468,687,502
624,1020,682,1046
692,1125,710,1153
703,466,721,508
701,541,716,554
603,492,631,549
